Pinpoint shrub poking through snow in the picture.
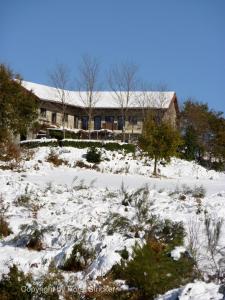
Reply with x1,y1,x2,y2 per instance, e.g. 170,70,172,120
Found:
16,194,31,207
14,221,53,251
61,242,95,271
0,216,12,238
112,220,196,300
171,184,206,199
192,185,206,198
86,147,101,164
0,194,12,238
105,213,131,235
26,228,44,251
47,148,67,166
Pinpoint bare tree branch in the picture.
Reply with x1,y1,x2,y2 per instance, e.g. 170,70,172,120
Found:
108,62,139,141
76,54,101,139
49,64,71,139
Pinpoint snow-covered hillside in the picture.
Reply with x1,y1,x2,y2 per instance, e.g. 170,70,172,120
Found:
0,146,225,299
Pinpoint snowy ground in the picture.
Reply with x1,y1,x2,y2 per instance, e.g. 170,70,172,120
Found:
0,146,225,299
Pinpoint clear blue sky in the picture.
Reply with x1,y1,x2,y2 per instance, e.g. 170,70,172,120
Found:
1,0,225,113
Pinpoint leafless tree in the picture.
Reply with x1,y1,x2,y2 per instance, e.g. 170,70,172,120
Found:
135,82,169,132
76,55,101,139
135,81,154,123
108,62,139,142
50,64,71,139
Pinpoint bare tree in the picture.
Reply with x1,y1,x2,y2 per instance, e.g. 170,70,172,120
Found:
108,62,139,142
135,82,169,132
76,55,101,139
135,81,154,123
50,64,71,139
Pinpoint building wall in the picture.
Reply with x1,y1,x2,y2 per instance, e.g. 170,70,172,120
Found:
37,98,178,134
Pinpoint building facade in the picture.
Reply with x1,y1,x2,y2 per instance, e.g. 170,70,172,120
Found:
22,81,179,139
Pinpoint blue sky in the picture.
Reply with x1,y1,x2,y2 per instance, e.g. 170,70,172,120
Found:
1,0,225,113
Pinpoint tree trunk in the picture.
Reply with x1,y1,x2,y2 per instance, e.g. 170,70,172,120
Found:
88,111,92,140
62,117,65,140
153,156,157,176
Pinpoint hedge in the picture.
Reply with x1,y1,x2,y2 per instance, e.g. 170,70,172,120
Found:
20,139,136,153
48,129,80,140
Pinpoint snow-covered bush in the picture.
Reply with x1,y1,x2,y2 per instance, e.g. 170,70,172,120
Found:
61,242,95,271
47,148,67,166
0,194,12,238
105,213,131,236
86,147,101,164
0,216,12,239
112,221,196,300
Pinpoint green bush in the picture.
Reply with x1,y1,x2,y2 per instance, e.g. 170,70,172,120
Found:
62,140,102,148
0,264,34,300
106,213,131,235
61,242,95,271
48,129,80,140
20,139,135,153
20,139,58,148
110,218,195,299
112,240,196,300
86,147,101,163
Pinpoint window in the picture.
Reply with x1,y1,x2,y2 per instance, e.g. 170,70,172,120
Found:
81,116,89,130
52,112,57,124
105,116,114,123
64,113,68,122
40,108,46,118
105,116,114,130
94,116,101,130
128,116,138,125
118,116,125,130
74,116,78,128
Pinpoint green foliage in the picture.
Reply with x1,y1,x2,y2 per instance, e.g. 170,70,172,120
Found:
139,115,182,175
112,240,195,299
105,213,131,235
112,219,195,299
20,139,136,153
48,129,80,140
181,100,225,170
182,125,200,161
0,264,34,300
61,242,95,271
119,247,129,260
0,64,38,143
86,147,101,163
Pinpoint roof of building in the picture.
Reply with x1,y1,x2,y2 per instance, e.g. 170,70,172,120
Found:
21,80,176,109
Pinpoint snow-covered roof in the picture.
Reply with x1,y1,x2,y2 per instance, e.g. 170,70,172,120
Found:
21,80,175,109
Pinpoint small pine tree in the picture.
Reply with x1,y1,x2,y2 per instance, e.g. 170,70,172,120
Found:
86,147,101,163
182,125,200,161
139,115,182,175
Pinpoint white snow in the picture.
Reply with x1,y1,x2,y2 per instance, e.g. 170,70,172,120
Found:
171,246,186,260
157,281,223,300
0,146,225,298
21,80,175,109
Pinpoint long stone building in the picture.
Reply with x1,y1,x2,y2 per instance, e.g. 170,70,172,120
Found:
22,81,179,139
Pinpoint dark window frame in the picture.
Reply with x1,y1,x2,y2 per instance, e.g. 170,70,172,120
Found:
40,108,47,118
52,112,57,124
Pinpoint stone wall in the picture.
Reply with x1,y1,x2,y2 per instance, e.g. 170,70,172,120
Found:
37,98,178,135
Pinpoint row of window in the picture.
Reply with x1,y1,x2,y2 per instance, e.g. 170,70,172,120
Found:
40,108,138,130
